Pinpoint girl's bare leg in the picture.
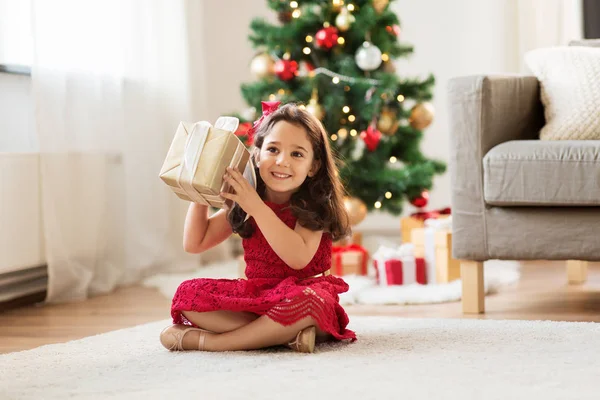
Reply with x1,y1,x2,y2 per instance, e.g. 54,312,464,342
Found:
178,314,322,351
181,310,259,333
205,314,316,351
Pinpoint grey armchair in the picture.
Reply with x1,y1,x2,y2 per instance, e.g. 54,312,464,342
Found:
449,41,600,314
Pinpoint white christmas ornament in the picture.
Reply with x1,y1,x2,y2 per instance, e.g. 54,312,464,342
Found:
355,41,382,71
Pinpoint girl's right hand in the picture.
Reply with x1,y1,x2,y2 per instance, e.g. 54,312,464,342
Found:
221,167,264,217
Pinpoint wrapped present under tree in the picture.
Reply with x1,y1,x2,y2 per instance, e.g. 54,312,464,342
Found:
331,244,368,276
411,217,460,284
373,243,426,286
400,207,451,244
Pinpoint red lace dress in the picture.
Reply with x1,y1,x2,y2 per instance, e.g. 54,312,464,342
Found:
171,201,356,341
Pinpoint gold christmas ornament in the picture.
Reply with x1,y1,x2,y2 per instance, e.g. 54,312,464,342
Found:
409,102,435,130
377,108,399,135
306,89,325,120
250,53,275,79
335,7,355,32
332,0,344,12
372,0,389,14
344,196,368,226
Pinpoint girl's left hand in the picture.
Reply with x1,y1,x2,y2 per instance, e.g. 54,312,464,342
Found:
221,167,263,216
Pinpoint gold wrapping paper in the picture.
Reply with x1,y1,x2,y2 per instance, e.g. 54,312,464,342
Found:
159,120,250,209
331,251,366,276
401,216,425,244
410,228,460,283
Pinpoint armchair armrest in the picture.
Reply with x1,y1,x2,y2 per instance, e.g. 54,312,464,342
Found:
447,75,544,260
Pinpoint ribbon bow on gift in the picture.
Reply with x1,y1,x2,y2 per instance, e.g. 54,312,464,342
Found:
372,243,415,260
246,101,281,145
410,207,451,221
424,215,452,230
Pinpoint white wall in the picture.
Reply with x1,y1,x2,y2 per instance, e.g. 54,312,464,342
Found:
0,73,36,152
365,0,522,232
198,0,274,121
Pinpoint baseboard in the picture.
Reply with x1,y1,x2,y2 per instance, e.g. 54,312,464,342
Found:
0,291,47,313
0,265,48,312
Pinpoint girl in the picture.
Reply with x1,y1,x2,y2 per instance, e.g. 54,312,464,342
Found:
160,102,356,353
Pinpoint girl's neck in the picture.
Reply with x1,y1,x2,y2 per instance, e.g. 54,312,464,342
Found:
263,189,292,205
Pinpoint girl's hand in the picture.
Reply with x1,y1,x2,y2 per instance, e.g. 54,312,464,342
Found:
221,167,264,217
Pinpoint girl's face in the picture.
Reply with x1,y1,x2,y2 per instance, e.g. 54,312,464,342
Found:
257,121,318,203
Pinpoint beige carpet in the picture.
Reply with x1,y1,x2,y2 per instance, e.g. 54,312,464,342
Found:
1,316,599,399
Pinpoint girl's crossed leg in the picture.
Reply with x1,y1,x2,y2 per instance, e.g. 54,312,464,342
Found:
181,310,259,333
176,310,329,351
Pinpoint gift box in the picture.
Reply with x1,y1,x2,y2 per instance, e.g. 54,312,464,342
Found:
159,116,253,209
373,244,426,286
410,217,460,284
400,207,451,244
333,231,363,247
400,216,425,244
331,244,368,276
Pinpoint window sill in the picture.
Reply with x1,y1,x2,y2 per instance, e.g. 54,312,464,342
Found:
0,64,32,76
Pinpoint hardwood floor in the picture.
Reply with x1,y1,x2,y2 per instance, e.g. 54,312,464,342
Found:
1,260,599,354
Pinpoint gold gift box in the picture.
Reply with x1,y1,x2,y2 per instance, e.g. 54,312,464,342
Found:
400,216,425,244
331,250,367,276
411,228,460,283
159,117,250,209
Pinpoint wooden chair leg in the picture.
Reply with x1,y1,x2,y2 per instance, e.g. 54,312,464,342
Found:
461,261,485,314
566,260,588,285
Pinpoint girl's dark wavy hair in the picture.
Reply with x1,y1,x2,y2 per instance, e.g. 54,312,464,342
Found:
227,103,351,241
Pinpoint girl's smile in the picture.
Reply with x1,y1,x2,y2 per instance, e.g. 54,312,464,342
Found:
257,121,316,203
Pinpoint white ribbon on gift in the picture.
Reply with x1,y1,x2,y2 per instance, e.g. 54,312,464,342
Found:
422,216,452,284
373,243,416,286
177,116,256,217
424,215,452,230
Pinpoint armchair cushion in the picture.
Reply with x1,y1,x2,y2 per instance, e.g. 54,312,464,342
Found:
525,47,600,140
484,140,600,206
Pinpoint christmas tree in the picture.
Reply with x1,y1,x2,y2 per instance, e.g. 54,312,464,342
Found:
234,0,445,224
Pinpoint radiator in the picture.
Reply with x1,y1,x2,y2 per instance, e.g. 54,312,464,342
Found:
0,153,47,305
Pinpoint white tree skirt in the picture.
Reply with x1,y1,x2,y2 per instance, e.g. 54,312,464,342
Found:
143,259,520,305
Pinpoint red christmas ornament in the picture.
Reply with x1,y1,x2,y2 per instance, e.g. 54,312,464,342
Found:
410,190,429,208
386,24,401,37
235,122,253,144
274,59,298,81
315,26,339,50
360,125,382,152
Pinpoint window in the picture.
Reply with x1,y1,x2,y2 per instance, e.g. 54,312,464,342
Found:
0,0,33,71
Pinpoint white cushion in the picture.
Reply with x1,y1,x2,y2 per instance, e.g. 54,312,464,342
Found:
525,47,600,140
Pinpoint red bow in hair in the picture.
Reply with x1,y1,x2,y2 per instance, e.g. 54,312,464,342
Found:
246,101,281,145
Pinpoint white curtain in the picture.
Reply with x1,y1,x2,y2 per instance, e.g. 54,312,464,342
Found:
31,0,227,303
515,0,584,71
